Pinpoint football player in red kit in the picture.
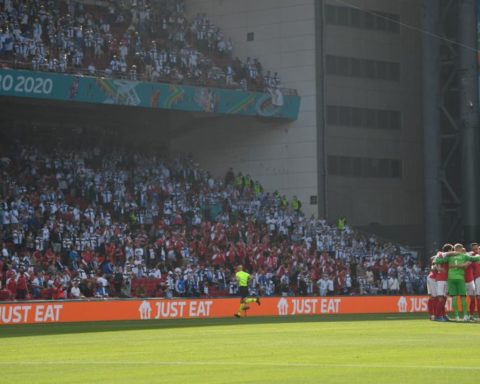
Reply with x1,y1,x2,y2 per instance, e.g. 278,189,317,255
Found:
464,243,477,321
427,256,438,320
470,243,480,321
435,244,453,321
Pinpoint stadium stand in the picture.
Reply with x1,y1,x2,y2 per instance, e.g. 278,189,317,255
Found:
0,0,285,92
0,128,426,301
0,0,423,302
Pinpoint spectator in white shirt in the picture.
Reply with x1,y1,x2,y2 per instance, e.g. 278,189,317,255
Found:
70,280,83,299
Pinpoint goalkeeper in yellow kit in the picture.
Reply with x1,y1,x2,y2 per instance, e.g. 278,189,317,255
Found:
234,265,261,318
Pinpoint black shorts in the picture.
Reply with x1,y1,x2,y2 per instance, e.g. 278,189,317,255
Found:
16,289,27,300
239,286,249,299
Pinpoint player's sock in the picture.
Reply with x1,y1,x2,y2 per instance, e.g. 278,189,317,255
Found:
437,297,445,317
430,297,437,317
427,297,433,317
452,297,459,318
442,298,448,317
432,297,438,317
461,296,468,318
469,296,476,316
237,303,244,316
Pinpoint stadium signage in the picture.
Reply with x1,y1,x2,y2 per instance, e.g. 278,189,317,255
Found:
138,300,213,319
397,296,452,313
0,296,439,325
0,304,63,324
279,298,342,315
0,69,301,120
0,73,53,95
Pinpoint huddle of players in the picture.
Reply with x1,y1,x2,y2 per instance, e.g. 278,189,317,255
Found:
427,243,480,322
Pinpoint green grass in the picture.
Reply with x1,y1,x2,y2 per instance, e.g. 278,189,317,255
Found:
0,314,479,384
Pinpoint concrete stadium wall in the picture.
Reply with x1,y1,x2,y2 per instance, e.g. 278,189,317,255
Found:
324,0,424,232
171,0,318,215
172,0,424,243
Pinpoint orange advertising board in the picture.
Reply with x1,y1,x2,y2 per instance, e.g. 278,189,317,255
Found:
0,296,447,325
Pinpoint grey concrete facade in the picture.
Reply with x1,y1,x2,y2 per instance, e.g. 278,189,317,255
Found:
172,0,424,244
172,0,318,215
324,0,423,234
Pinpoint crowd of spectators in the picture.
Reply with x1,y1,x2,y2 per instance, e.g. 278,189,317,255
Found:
0,0,284,92
0,129,426,302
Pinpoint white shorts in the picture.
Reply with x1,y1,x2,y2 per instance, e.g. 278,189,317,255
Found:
466,281,476,296
436,280,448,296
475,277,480,296
427,277,437,297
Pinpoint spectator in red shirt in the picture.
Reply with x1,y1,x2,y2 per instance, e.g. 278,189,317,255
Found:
16,270,29,300
52,279,65,300
6,273,17,300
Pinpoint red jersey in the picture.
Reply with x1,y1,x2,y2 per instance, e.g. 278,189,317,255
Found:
428,269,438,280
6,269,15,280
435,253,448,281
227,250,236,265
472,261,480,279
52,286,65,300
6,278,16,294
16,274,28,290
467,252,478,281
464,264,474,283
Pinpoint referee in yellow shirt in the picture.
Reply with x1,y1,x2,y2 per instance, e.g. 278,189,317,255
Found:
234,265,260,318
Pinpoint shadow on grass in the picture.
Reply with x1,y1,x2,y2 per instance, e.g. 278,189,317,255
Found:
0,313,426,339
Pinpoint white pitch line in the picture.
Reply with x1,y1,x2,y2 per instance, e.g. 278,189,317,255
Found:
0,361,479,371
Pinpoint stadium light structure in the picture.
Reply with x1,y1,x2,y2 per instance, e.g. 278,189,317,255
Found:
423,0,480,256
315,0,328,220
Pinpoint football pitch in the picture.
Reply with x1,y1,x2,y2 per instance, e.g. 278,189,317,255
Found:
0,314,479,384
